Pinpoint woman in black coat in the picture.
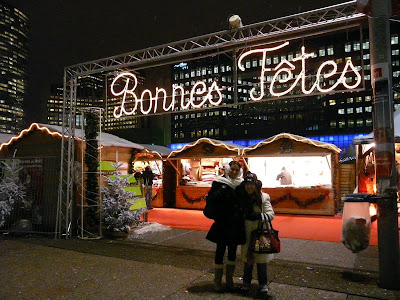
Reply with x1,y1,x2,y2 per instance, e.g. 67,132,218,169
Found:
204,160,245,292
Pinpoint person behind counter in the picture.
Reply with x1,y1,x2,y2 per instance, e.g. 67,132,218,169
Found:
142,166,155,210
237,172,275,295
276,166,292,185
204,160,245,292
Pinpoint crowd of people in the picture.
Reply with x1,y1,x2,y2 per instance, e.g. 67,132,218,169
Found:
204,160,275,295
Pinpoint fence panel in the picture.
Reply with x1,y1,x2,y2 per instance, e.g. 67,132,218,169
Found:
0,157,60,235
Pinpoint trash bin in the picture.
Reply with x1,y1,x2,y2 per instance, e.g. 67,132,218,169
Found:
341,193,372,253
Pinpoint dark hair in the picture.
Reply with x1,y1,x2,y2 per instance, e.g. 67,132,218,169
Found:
229,160,241,168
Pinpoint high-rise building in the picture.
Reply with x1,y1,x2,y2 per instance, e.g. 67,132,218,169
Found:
0,1,28,133
47,75,104,127
170,24,400,151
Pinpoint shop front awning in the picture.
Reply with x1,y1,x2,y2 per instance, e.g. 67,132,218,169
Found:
242,133,341,156
167,138,244,159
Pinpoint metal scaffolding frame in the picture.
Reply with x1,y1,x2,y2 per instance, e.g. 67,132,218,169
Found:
57,1,366,238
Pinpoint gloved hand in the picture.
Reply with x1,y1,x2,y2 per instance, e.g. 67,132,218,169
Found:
245,212,261,221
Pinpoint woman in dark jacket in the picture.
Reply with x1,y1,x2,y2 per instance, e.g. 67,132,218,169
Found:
204,160,245,292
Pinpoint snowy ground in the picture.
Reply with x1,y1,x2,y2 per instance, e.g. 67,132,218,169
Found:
128,222,171,239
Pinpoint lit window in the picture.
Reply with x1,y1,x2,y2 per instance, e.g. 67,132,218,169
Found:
363,54,370,60
348,120,354,127
330,120,336,128
363,40,369,49
345,42,352,53
366,119,372,126
347,108,354,114
357,119,364,127
338,108,345,114
319,47,326,57
329,100,336,105
327,45,334,55
339,120,345,128
391,34,399,45
356,107,363,113
356,97,362,102
365,106,372,112
392,49,399,56
353,41,361,51
347,98,353,103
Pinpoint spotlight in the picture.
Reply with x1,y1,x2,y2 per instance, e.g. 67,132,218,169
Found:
228,14,243,29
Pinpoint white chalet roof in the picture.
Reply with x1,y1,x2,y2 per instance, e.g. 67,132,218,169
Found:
353,108,400,144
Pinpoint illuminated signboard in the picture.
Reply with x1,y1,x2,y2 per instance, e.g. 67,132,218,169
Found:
111,42,362,118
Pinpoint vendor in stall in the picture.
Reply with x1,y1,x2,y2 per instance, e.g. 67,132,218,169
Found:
276,167,292,185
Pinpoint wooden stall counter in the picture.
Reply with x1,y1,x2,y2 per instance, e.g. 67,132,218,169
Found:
263,187,335,215
151,187,164,208
175,186,210,209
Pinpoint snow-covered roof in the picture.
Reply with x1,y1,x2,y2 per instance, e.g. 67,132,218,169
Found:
353,108,400,144
167,138,244,158
0,123,145,150
139,144,171,156
37,123,145,149
243,132,341,154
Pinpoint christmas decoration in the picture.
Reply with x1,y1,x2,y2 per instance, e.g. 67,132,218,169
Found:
101,164,144,234
0,160,28,227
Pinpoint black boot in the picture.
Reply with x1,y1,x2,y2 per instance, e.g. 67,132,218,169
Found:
242,263,253,292
214,264,224,292
257,263,268,293
225,260,235,291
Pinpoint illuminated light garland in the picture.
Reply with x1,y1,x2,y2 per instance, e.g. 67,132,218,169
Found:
0,123,67,151
238,42,362,100
238,42,290,100
242,133,341,155
110,42,362,119
111,72,223,118
167,138,243,158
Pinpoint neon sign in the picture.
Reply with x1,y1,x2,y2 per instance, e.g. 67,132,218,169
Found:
111,72,223,118
237,42,362,100
111,42,362,118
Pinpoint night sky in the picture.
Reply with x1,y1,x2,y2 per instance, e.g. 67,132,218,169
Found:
4,0,347,124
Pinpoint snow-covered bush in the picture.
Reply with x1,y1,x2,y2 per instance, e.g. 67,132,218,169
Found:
0,160,28,227
101,165,143,233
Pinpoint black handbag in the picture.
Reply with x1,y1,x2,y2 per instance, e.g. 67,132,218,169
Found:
249,215,280,254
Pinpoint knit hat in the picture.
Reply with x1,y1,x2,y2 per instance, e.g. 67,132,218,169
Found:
244,172,257,184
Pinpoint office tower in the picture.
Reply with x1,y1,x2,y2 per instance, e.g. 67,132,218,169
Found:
0,1,28,133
